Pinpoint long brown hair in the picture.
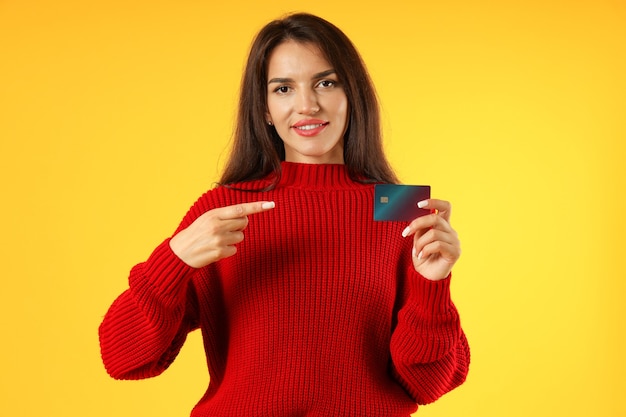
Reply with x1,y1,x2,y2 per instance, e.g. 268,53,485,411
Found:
220,13,398,187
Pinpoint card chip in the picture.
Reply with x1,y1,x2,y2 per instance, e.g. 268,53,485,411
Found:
380,196,389,203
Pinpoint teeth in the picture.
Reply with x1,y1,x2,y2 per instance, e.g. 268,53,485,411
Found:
297,124,323,130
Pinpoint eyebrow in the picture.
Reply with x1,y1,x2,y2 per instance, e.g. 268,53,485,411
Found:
267,69,337,85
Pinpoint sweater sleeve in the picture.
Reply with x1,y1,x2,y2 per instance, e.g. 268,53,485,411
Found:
390,268,470,405
98,238,200,379
99,190,220,379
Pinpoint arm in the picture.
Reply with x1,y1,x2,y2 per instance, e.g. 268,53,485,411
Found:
391,198,470,403
98,239,200,380
98,197,276,379
390,270,470,404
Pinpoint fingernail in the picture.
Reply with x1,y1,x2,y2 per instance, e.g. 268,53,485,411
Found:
412,247,417,258
417,250,423,260
262,201,275,209
417,200,428,209
402,226,411,238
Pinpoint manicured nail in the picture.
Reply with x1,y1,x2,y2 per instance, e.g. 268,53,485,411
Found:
417,200,428,209
262,201,275,209
412,247,417,258
417,250,423,260
402,226,411,238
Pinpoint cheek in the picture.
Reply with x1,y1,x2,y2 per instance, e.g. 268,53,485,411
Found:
336,98,349,125
268,100,291,122
266,95,280,114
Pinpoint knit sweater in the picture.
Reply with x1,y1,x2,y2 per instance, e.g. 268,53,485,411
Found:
99,162,470,416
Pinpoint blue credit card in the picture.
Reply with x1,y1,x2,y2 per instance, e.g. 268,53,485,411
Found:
374,184,431,221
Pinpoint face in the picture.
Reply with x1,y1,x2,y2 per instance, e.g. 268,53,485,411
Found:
266,40,349,164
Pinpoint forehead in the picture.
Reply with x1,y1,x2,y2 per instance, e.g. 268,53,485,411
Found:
267,40,332,76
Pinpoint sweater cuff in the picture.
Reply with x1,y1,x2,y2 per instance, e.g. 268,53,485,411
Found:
130,238,197,307
407,267,454,315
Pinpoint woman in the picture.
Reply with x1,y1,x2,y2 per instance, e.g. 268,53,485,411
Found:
99,12,469,416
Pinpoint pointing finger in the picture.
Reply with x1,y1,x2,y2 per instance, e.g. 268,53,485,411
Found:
217,201,275,220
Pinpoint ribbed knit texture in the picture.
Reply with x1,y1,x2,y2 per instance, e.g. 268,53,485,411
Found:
99,162,470,416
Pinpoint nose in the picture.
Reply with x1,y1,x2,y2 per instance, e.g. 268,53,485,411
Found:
296,89,320,115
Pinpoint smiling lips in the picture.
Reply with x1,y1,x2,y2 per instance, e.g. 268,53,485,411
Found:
292,118,329,137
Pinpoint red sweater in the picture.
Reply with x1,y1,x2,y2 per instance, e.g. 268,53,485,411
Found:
99,162,469,416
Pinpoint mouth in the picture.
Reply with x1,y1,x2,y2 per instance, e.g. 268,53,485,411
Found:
292,119,329,136
295,123,327,131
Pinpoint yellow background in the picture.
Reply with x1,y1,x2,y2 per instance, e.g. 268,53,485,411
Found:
1,0,624,415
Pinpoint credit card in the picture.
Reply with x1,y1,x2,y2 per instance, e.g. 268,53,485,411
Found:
374,184,431,221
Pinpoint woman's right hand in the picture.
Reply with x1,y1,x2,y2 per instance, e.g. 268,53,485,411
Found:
169,201,275,268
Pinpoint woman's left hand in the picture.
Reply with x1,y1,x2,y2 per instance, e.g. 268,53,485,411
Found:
401,199,461,281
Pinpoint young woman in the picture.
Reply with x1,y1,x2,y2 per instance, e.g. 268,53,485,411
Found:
99,13,469,416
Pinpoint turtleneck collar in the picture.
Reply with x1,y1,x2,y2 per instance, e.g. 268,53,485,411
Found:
276,161,365,190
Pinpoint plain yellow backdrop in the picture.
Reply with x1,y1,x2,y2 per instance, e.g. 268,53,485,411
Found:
1,0,624,416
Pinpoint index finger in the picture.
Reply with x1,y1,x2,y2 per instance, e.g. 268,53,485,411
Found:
217,201,275,220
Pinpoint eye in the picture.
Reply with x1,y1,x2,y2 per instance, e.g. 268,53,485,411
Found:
317,79,336,88
273,85,291,94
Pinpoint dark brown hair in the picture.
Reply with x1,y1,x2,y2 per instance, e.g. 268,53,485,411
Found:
220,13,398,187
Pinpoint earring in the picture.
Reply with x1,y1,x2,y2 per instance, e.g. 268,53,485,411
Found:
267,121,273,126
